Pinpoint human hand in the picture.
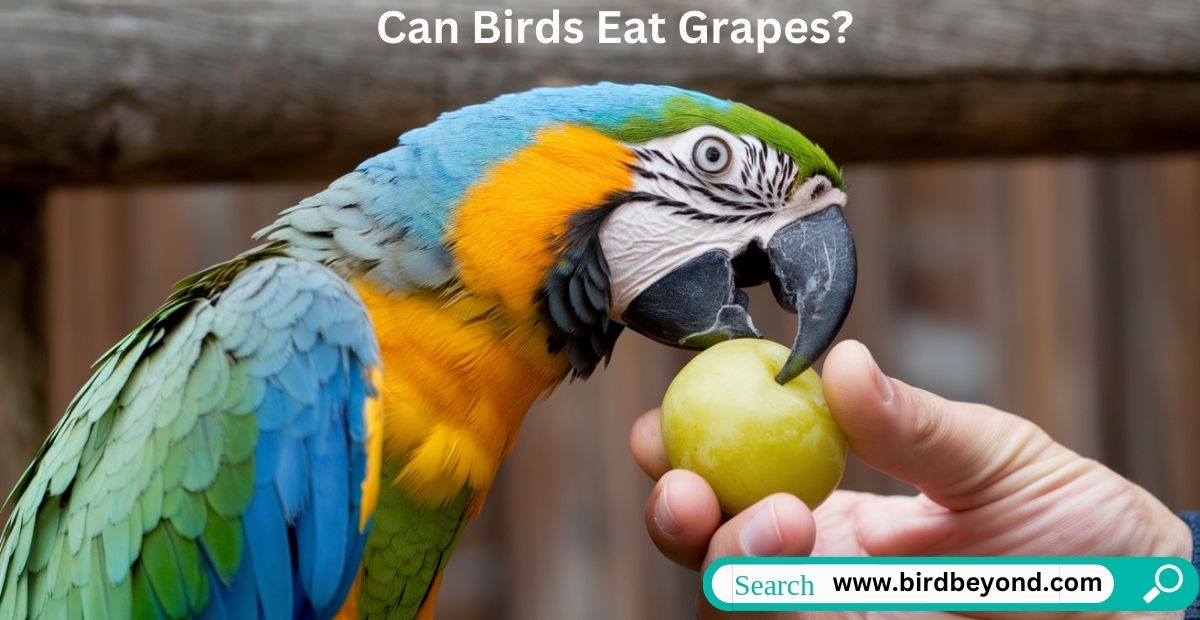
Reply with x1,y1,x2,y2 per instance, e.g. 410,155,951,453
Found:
630,340,1193,619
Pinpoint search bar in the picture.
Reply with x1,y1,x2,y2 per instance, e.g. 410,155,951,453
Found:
703,557,1198,612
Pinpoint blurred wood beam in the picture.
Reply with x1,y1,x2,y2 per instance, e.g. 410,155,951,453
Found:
1150,158,1200,507
0,0,1197,185
0,190,45,511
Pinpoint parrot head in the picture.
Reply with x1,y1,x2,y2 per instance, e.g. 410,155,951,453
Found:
508,83,856,384
269,83,855,384
589,108,855,384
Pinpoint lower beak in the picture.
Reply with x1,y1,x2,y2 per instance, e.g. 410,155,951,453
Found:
621,206,856,384
621,250,763,349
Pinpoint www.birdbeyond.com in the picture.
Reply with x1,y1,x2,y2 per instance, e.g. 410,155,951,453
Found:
377,9,855,54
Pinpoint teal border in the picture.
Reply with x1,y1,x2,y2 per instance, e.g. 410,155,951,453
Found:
702,556,1199,612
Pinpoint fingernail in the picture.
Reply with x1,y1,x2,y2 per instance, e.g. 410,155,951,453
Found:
864,344,893,404
654,482,682,537
740,499,783,556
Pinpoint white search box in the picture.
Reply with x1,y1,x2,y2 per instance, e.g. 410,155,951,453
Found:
709,563,1114,606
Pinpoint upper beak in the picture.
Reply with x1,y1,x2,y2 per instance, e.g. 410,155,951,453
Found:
763,206,857,383
621,206,856,384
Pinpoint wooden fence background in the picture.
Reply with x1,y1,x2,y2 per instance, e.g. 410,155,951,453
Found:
5,153,1193,619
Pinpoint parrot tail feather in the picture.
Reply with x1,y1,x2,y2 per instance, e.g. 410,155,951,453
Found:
414,572,445,620
332,572,362,620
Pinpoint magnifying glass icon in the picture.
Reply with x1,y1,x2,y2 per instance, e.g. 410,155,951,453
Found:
1143,564,1184,603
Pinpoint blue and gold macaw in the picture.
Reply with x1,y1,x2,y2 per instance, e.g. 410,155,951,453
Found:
0,83,855,619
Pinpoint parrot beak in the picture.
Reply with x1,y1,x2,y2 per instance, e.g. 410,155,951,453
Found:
762,206,857,383
621,206,856,384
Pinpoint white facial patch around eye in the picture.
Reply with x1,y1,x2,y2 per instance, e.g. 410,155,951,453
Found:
598,128,847,319
636,126,747,180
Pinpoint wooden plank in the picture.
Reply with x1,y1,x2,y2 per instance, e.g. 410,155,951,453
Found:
1003,160,1105,456
832,165,914,495
1097,156,1200,505
1147,156,1200,507
42,186,299,415
0,190,46,516
0,0,1197,185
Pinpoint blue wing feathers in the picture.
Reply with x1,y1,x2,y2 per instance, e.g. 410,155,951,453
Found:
251,430,280,487
300,403,350,610
203,534,257,620
1,242,377,617
286,403,322,441
187,258,379,619
245,330,296,379
205,258,377,619
274,350,319,407
346,372,366,443
254,383,291,432
243,490,292,620
272,435,309,518
196,578,228,620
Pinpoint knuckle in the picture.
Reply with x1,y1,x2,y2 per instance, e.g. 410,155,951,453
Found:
907,395,942,455
1006,414,1043,443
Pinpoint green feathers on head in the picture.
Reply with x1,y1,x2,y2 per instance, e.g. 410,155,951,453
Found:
606,95,844,189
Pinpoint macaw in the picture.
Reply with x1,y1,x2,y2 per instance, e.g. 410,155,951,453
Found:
0,82,855,619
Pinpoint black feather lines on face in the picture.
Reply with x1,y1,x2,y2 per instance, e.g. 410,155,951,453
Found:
628,138,795,225
537,195,626,379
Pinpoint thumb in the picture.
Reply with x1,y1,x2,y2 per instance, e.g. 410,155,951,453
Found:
821,340,1062,509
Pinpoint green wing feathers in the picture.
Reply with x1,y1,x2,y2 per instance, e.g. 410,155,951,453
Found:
0,252,382,619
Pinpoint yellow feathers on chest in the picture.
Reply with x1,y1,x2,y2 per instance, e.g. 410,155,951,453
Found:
353,124,635,513
352,284,564,513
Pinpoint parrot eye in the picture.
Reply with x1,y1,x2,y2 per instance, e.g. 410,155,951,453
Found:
692,136,732,175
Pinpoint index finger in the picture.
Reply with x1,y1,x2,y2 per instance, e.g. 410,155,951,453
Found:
630,408,672,480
